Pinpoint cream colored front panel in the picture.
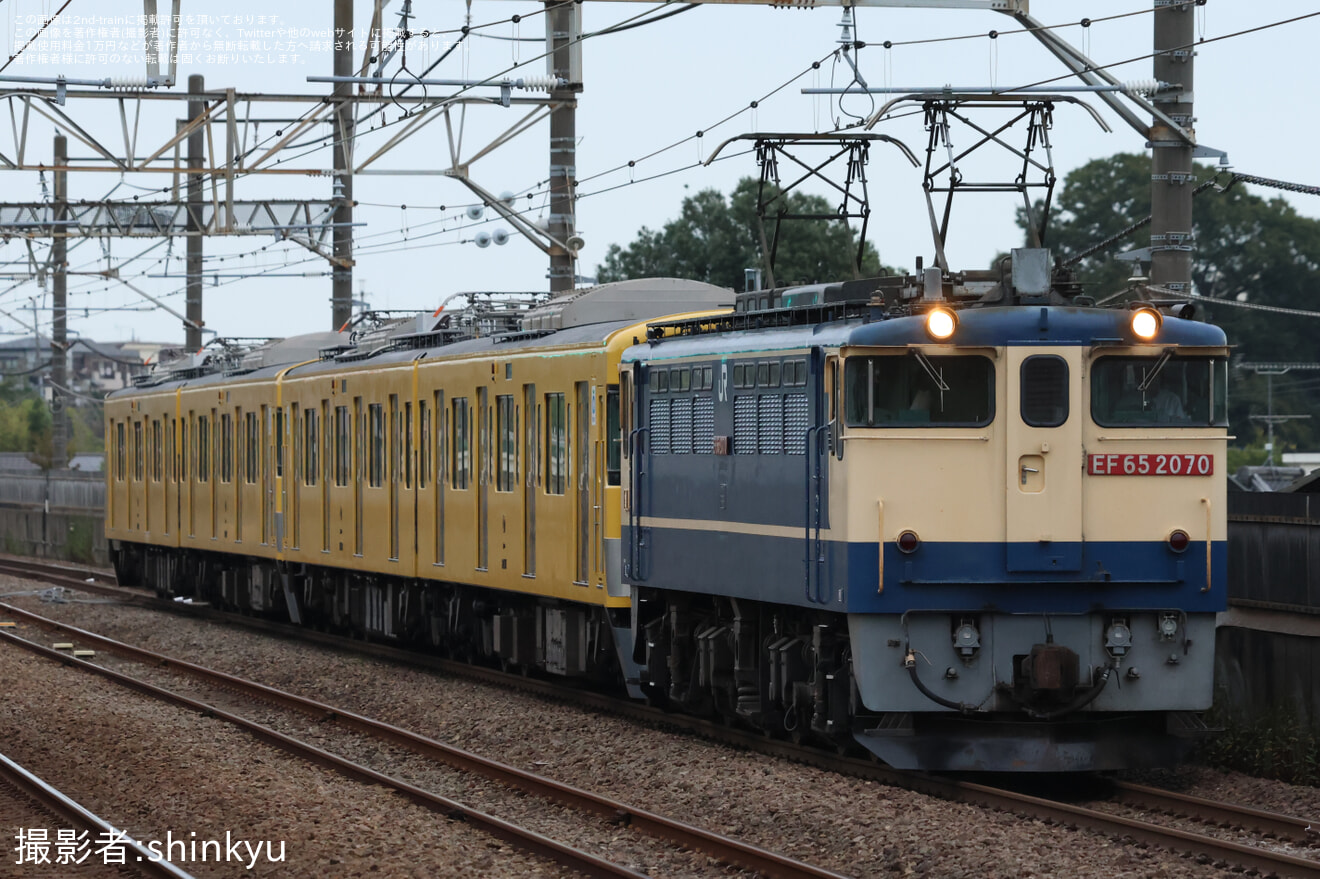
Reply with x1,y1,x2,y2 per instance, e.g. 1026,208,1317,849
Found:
1004,347,1083,570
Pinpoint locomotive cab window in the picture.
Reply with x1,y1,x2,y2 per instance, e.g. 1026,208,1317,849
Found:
1091,354,1229,427
1020,356,1069,427
845,354,994,427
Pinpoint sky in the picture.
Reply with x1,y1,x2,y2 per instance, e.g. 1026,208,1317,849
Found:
0,0,1317,347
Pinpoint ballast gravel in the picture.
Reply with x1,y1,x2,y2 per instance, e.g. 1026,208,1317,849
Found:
4,578,1313,878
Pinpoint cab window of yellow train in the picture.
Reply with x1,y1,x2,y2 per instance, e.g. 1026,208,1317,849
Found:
368,403,384,487
546,392,567,495
451,397,471,490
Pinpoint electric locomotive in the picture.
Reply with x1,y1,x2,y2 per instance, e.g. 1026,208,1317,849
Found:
620,249,1228,772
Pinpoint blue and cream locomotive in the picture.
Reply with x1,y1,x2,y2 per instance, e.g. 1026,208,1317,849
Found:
620,251,1228,771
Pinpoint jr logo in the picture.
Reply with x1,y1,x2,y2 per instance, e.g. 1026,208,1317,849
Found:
719,362,728,402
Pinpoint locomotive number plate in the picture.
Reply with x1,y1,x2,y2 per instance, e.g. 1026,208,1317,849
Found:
1087,453,1213,476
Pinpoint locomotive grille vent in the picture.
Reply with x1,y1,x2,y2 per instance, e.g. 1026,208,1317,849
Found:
671,397,693,455
758,395,784,454
734,396,758,454
649,398,671,454
784,394,809,455
693,396,715,453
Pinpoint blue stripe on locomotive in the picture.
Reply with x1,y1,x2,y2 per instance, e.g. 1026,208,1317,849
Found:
623,523,1227,615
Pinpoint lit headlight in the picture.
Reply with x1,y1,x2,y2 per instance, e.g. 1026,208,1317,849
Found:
925,308,957,341
1131,307,1162,341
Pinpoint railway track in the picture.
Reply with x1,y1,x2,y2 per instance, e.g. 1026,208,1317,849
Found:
0,596,851,879
0,750,195,879
4,555,1320,878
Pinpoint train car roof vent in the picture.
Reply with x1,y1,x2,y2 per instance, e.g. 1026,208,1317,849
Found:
522,277,733,331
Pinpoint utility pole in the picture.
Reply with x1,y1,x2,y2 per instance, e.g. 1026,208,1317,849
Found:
1149,1,1196,293
186,74,205,351
1237,363,1320,466
50,134,68,471
331,0,355,330
546,1,580,296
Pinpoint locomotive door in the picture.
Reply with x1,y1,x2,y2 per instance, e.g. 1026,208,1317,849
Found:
1004,347,1083,572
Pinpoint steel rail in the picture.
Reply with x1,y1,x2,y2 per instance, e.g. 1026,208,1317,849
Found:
0,630,649,879
0,751,196,879
5,557,1320,876
0,600,852,879
1109,780,1319,844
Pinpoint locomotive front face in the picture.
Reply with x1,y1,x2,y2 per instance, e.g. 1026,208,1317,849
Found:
833,308,1229,770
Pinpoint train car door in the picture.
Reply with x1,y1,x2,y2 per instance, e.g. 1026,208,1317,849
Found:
523,384,537,576
575,381,591,585
1004,347,1083,572
477,386,489,570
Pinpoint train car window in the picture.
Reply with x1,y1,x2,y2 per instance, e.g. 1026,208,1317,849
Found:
245,412,259,484
844,355,995,427
1091,355,1229,428
334,406,350,486
219,414,233,483
116,421,126,480
1020,356,1069,427
694,365,713,391
303,409,318,486
275,408,285,478
197,416,210,482
496,395,516,492
404,401,413,489
179,418,187,481
418,401,429,490
606,385,621,485
152,419,162,481
133,420,143,481
451,397,471,490
671,368,690,392
367,403,384,487
546,392,567,494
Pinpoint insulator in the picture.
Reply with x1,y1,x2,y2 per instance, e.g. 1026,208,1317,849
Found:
108,77,153,89
1121,79,1161,97
515,75,559,92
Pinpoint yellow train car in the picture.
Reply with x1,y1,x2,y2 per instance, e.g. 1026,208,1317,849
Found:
106,280,731,686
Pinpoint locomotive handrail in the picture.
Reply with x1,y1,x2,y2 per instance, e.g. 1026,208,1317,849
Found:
805,423,831,605
625,426,649,581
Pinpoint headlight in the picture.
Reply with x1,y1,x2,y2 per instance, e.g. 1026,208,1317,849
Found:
925,308,957,341
1131,307,1162,340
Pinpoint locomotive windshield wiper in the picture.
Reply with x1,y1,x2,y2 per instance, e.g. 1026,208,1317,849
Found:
1137,349,1174,392
913,351,950,392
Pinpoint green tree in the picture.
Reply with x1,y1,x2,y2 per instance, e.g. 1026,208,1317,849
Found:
1021,153,1320,451
597,177,893,291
